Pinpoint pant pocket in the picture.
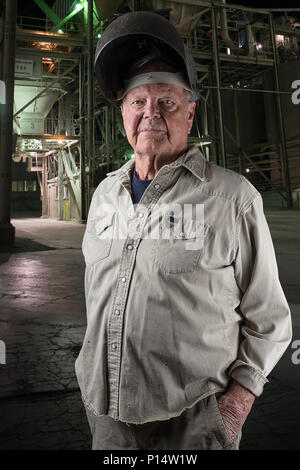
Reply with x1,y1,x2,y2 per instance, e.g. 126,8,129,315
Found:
206,393,238,449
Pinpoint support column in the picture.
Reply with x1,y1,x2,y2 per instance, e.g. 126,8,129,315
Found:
58,151,64,220
0,0,17,246
208,64,218,164
79,55,86,221
211,6,226,168
87,0,94,202
41,156,48,218
269,14,292,208
233,91,243,174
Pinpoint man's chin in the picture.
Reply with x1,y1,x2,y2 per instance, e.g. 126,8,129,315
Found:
135,143,167,157
135,138,168,155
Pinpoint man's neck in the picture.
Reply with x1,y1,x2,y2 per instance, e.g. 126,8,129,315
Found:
134,148,188,180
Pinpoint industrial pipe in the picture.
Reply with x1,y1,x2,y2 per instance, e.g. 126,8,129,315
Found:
219,0,237,51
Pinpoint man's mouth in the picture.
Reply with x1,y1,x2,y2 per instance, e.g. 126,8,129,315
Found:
137,129,167,134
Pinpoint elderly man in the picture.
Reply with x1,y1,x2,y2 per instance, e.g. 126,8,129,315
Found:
75,11,292,450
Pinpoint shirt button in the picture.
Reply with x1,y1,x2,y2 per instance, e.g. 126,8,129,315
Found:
154,183,160,189
127,244,133,250
138,212,143,218
128,212,132,218
121,277,126,283
111,343,117,350
115,309,120,316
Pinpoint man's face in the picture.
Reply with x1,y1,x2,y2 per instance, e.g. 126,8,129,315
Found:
120,82,196,159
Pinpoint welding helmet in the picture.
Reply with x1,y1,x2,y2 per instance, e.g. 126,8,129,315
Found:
94,11,199,104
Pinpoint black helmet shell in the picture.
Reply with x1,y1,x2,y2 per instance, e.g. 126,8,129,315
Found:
94,11,199,104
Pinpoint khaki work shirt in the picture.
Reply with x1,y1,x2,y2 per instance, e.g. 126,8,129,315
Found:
75,146,292,424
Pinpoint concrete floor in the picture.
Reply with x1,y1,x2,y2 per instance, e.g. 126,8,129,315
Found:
0,209,299,450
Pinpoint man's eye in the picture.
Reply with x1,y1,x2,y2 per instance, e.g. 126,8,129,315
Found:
132,100,143,105
162,99,174,105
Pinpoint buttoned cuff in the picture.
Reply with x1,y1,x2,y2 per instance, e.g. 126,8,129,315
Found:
228,360,269,397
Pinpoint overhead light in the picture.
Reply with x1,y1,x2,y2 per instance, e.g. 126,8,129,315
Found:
227,48,231,55
58,29,64,34
97,33,101,38
245,168,250,173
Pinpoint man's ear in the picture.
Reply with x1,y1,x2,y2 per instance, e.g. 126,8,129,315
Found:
187,101,196,127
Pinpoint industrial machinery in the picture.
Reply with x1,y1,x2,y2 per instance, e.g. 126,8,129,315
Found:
1,0,300,235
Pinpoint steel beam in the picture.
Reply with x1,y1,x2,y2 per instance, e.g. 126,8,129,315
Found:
269,14,293,208
33,0,61,24
0,0,17,246
79,54,86,221
41,152,48,217
163,1,270,15
267,8,300,12
16,47,80,61
58,151,64,220
19,134,80,140
211,6,226,168
51,3,84,32
60,149,81,216
191,50,274,66
16,31,86,47
87,0,94,202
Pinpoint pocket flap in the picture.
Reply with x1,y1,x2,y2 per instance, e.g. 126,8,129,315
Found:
89,213,115,238
173,222,209,240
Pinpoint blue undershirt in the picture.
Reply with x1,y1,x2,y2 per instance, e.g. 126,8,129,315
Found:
131,166,153,204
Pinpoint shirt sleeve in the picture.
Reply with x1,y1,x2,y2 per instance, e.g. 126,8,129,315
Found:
228,193,292,396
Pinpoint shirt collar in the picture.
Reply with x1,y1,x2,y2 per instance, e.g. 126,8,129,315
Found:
106,146,207,182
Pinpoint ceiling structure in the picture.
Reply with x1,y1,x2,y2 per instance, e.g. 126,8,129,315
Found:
7,0,300,220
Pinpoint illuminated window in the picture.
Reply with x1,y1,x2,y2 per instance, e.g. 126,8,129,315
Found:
276,34,285,44
11,181,24,192
24,180,36,192
12,181,18,192
12,180,37,192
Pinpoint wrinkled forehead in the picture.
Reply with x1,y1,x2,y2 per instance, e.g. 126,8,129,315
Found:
123,81,185,100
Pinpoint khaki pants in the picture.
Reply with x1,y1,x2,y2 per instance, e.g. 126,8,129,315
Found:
85,393,242,450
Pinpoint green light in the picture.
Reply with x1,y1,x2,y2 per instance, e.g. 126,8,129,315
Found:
58,29,64,34
75,3,82,11
97,33,101,38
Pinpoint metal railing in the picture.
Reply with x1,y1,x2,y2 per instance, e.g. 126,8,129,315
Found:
44,117,79,136
17,15,83,35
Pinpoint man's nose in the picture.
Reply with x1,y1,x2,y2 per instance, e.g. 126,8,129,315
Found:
143,100,161,119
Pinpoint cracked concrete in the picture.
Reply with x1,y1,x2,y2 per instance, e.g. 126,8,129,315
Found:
0,209,299,450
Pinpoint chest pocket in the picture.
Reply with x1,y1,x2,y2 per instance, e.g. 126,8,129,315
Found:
82,213,115,266
151,216,209,274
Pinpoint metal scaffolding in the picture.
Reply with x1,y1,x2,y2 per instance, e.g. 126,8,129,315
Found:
1,0,300,237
